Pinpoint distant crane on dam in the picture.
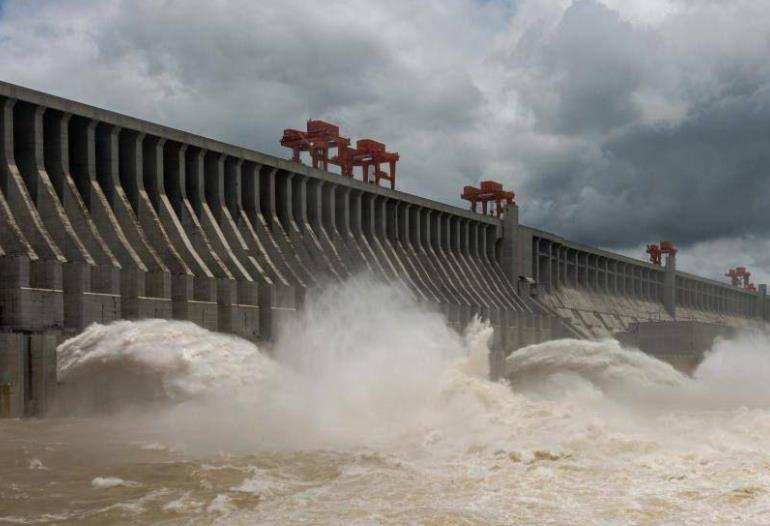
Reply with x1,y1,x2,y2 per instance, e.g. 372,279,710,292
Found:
726,267,757,291
646,241,677,266
280,120,399,189
460,180,515,218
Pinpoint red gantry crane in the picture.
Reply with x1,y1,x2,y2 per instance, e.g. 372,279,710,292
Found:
726,267,757,291
280,119,350,172
280,120,399,189
646,244,662,265
646,241,676,265
461,181,515,218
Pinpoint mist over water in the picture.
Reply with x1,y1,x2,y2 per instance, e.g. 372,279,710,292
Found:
4,277,770,524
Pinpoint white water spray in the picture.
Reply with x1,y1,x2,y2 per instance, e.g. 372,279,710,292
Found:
26,277,770,524
57,276,770,456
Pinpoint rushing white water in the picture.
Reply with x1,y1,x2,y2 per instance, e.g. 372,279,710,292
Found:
5,277,770,524
57,279,498,450
57,318,279,409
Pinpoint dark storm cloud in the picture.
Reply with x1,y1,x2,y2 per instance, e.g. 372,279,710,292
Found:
516,0,770,251
526,87,770,246
521,0,651,135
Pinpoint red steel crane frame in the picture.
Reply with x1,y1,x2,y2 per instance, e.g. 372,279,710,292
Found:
281,120,399,189
646,244,662,265
645,241,676,265
461,181,515,218
726,266,756,291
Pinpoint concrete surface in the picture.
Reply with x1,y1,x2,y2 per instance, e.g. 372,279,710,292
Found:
0,80,765,416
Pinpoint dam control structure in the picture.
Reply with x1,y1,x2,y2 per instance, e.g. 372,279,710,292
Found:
0,82,767,417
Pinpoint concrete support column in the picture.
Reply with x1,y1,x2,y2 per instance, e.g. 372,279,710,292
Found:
0,98,65,271
45,111,121,299
119,129,182,302
663,251,677,318
757,284,766,320
94,123,171,312
500,203,520,283
0,331,58,418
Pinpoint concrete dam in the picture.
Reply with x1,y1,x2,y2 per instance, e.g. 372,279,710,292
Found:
0,81,767,418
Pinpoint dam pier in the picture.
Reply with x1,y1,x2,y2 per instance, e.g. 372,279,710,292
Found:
0,82,766,417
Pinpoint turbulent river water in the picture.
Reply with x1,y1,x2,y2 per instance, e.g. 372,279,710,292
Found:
3,278,770,525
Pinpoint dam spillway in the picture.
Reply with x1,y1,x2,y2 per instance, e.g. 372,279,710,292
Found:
0,81,767,417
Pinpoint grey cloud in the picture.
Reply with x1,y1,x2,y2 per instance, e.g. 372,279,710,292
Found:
512,0,770,262
1,0,770,282
523,0,652,134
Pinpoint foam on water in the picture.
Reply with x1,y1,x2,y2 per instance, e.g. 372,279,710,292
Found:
91,477,138,489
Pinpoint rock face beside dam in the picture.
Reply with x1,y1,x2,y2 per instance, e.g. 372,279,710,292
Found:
0,81,766,417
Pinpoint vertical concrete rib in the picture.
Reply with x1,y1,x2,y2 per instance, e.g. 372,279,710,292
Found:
472,221,523,309
334,185,371,274
245,164,304,289
17,102,126,329
319,181,352,273
393,201,441,305
231,160,296,341
423,208,473,325
143,135,223,324
229,161,284,286
187,149,248,282
382,199,434,303
75,120,166,318
0,190,35,259
350,189,388,278
406,204,453,306
277,172,324,279
291,174,341,280
120,130,188,277
161,141,222,329
0,108,62,345
184,148,247,335
262,168,315,286
203,153,260,339
13,102,92,266
444,214,490,312
374,196,427,301
143,136,211,278
361,193,398,281
206,154,260,284
219,158,264,286
397,202,443,305
428,210,482,310
94,122,172,314
0,97,64,273
458,219,493,323
307,179,350,279
118,128,188,318
44,111,120,295
432,212,489,314
418,207,458,305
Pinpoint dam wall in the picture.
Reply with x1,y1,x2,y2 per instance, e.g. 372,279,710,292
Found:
505,221,768,339
0,82,550,416
0,81,765,416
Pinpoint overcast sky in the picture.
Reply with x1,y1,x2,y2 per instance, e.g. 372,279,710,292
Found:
1,0,769,284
